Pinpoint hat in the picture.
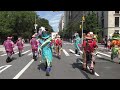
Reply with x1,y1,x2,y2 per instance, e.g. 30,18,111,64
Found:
32,34,36,38
41,31,50,39
57,35,60,38
7,37,11,40
85,34,92,39
39,27,46,32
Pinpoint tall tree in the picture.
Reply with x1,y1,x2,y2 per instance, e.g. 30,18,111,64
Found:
84,12,101,34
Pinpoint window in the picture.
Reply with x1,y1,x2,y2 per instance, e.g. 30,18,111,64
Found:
114,30,119,34
115,11,119,14
115,17,119,27
102,19,104,28
102,11,104,17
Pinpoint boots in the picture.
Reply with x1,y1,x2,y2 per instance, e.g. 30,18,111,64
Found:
46,66,51,76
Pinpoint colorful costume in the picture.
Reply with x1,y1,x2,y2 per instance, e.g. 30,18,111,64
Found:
74,33,81,54
111,33,120,63
38,27,53,76
16,37,24,57
3,37,14,62
30,35,39,61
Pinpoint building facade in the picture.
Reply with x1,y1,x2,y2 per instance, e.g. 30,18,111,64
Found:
59,15,64,31
64,11,120,38
101,11,120,38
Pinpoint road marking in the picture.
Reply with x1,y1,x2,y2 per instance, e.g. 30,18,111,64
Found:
13,59,34,79
79,50,83,54
22,50,30,54
28,52,32,56
69,49,80,56
0,50,24,56
79,60,100,77
1,53,7,56
15,52,19,54
62,49,70,56
0,65,12,74
108,52,111,54
96,54,102,57
97,51,110,58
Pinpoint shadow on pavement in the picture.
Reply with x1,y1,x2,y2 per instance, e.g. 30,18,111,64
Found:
53,54,61,60
6,57,17,63
98,57,119,64
71,58,91,79
12,57,17,61
37,63,46,72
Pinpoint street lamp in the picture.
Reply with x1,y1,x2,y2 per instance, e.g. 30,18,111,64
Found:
80,11,85,44
34,14,38,33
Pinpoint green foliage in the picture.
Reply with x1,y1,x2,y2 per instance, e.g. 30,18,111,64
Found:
84,12,100,34
0,11,53,42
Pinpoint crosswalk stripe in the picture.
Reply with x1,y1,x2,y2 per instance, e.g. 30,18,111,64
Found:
1,54,7,56
69,49,80,56
79,60,100,76
0,50,24,56
28,52,32,56
22,50,30,54
96,54,102,57
15,52,19,54
108,52,111,54
97,51,110,58
62,49,70,56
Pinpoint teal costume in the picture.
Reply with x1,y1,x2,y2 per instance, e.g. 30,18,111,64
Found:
74,34,81,51
38,29,53,76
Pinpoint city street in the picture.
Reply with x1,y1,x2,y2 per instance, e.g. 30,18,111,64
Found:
0,41,120,79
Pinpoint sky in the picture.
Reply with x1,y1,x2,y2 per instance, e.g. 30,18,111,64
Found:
36,11,64,32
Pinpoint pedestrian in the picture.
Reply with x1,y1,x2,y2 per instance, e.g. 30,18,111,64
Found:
107,39,111,51
16,37,24,57
3,36,14,63
104,36,108,49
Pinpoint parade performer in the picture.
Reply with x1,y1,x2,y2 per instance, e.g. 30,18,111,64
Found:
82,32,97,74
74,33,81,54
16,37,24,57
55,34,62,59
38,27,53,76
30,34,39,61
111,32,120,64
3,36,14,63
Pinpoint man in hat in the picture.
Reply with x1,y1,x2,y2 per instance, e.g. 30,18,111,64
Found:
38,27,53,76
82,32,97,74
3,36,15,63
30,34,39,61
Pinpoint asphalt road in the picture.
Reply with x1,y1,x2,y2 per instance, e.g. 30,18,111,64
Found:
0,41,120,79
